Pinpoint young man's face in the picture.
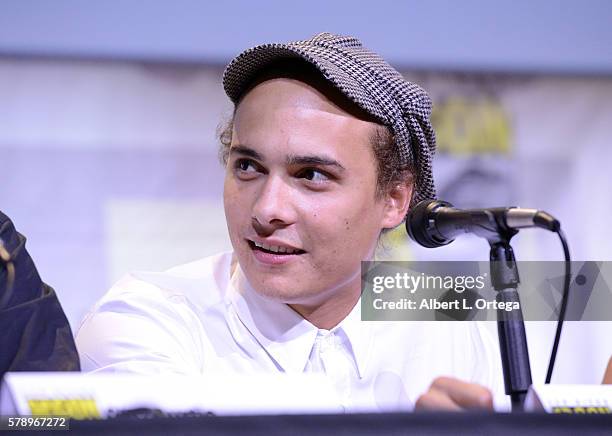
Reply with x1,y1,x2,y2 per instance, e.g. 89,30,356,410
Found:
223,77,406,311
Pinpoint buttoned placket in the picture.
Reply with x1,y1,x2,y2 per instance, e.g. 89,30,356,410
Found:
309,329,354,407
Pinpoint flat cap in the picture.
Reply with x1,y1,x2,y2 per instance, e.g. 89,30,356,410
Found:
223,32,437,206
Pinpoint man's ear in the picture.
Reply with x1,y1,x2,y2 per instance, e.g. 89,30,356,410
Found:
381,181,413,229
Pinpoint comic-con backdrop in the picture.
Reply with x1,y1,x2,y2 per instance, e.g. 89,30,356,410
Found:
1,59,611,384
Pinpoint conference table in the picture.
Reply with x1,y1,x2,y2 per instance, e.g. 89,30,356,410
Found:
18,411,611,435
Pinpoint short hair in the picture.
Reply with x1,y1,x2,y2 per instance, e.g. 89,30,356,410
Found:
218,59,413,202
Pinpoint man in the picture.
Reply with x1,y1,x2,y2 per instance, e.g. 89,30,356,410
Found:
0,211,80,380
76,33,503,411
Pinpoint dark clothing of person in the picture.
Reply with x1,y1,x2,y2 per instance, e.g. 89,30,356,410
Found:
0,211,79,381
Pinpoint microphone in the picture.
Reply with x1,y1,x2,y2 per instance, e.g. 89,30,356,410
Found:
406,200,560,248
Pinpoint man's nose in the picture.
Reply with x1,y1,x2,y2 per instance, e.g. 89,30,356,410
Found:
251,175,296,235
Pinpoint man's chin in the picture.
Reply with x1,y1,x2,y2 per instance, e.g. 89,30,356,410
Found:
250,278,298,300
246,276,316,304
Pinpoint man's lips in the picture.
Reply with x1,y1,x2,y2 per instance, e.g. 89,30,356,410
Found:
246,239,306,266
246,239,306,255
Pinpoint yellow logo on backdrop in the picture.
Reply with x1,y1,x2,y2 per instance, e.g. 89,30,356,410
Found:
432,97,511,155
28,398,101,419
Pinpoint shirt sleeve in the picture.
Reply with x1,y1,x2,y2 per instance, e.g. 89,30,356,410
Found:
75,277,204,375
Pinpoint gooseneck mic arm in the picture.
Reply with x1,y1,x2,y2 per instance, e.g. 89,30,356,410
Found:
406,200,560,248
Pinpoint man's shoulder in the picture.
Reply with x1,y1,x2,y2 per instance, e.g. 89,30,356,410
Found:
95,251,235,314
162,251,234,281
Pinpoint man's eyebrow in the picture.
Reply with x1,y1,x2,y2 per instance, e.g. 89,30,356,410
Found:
230,146,345,171
229,145,264,161
286,154,345,171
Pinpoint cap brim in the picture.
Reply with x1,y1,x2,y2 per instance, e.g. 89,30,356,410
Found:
222,44,385,125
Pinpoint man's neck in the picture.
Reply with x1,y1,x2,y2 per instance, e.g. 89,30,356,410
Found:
288,286,360,330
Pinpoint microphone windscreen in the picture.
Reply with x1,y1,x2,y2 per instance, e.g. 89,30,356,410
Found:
406,200,453,248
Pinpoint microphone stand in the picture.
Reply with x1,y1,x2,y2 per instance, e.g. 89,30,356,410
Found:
488,228,532,412
406,201,545,411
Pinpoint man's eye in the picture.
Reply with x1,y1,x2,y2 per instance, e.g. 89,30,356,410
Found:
297,168,330,183
235,159,257,172
232,159,263,180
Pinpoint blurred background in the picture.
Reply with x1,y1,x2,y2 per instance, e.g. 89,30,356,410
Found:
1,0,611,385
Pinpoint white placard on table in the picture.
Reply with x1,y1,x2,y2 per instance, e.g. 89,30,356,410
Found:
525,384,612,414
0,372,343,418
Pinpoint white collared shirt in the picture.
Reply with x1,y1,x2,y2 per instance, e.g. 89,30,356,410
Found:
76,252,506,412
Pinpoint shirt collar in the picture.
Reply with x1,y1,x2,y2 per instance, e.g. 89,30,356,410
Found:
227,264,319,374
335,300,373,379
227,262,372,378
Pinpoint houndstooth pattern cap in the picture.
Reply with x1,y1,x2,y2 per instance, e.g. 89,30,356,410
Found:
223,32,437,206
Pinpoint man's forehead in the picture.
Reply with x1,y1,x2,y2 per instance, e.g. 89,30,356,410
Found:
231,94,379,164
231,69,382,167
237,77,368,119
